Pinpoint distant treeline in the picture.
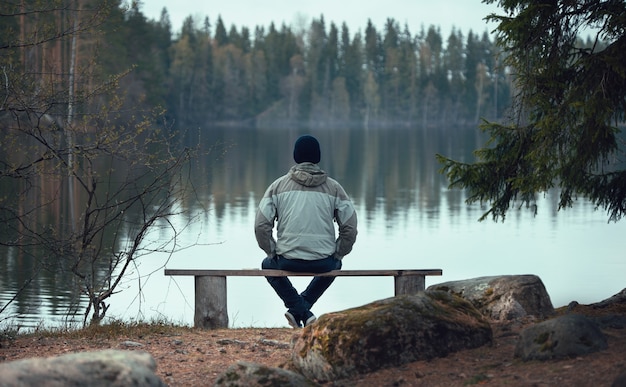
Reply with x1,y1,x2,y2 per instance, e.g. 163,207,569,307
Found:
125,5,509,129
0,2,600,130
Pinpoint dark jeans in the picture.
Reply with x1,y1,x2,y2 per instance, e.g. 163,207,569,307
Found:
262,255,342,319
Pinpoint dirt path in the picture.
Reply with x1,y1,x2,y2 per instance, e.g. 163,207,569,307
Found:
1,304,625,386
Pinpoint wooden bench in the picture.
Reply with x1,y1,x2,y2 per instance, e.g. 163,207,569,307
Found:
164,269,443,329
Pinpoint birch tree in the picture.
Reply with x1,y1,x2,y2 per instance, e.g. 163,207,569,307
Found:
1,1,201,325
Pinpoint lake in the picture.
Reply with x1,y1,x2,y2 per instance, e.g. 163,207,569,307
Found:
1,125,624,329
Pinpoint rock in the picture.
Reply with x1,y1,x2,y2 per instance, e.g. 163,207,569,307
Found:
292,290,493,382
514,314,608,361
591,288,626,308
214,361,318,386
0,349,165,386
120,340,144,347
591,314,626,330
613,370,626,387
566,288,626,329
428,275,554,320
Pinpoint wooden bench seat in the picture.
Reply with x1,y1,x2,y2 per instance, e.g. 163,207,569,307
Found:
164,269,443,329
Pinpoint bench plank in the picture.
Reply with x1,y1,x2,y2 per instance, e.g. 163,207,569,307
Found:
164,269,442,277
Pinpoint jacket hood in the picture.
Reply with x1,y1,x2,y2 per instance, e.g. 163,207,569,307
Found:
289,163,327,187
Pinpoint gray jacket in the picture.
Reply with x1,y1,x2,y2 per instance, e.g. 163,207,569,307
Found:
255,162,357,260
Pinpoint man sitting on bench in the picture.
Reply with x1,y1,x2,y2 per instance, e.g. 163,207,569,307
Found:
254,135,358,328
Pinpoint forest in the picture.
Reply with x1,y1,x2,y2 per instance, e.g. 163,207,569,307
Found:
0,1,525,131
153,9,508,129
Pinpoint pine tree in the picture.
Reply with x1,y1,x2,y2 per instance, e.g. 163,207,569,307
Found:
443,28,465,122
214,16,228,46
339,24,363,121
438,0,626,222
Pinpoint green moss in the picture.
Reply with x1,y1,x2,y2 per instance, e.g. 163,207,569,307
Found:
464,373,490,385
534,331,550,344
425,291,487,324
297,292,491,370
299,300,410,365
252,365,273,377
533,331,557,352
540,339,557,352
216,371,241,382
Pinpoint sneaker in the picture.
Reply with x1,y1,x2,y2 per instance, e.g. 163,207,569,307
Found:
285,311,302,328
303,311,317,327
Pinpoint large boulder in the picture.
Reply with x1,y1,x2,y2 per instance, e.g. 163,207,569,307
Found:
214,361,318,386
292,290,493,382
428,275,554,320
514,314,608,361
568,289,626,329
591,287,626,309
613,370,626,387
0,349,165,386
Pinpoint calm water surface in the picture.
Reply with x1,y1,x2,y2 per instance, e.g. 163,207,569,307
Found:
1,126,624,329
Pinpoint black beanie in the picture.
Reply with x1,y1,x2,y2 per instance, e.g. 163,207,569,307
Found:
293,135,321,164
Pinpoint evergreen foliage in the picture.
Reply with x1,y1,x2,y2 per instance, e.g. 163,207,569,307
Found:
437,0,626,222
2,2,511,129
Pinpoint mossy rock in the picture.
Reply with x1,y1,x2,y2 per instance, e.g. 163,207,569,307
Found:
0,350,165,386
214,361,318,386
514,314,608,361
292,290,493,382
429,275,555,320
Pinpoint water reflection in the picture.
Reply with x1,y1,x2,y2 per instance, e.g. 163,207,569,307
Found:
1,126,624,329
197,126,483,226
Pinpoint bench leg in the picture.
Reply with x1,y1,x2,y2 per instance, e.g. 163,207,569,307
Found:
394,275,425,296
195,276,228,329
